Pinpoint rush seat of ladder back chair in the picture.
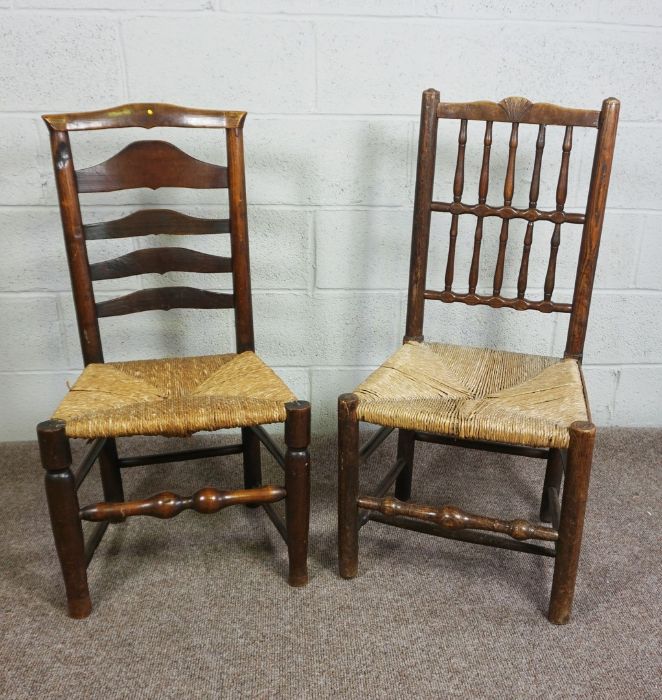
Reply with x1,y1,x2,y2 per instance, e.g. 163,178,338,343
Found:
38,104,310,618
338,89,619,624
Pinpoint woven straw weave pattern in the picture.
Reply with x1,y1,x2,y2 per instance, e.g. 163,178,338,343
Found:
53,352,297,438
354,343,588,448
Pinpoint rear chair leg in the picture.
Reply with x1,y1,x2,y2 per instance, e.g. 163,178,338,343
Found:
338,393,360,579
242,427,262,490
548,421,596,624
38,420,91,619
98,437,125,514
242,427,263,508
394,429,416,501
540,447,564,522
284,401,311,587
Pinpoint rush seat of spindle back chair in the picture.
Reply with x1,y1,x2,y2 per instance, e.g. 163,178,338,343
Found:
38,103,311,618
338,90,619,624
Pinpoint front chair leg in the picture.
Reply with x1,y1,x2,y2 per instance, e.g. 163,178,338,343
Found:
548,421,596,624
284,401,311,587
394,429,416,501
338,393,360,579
38,420,91,619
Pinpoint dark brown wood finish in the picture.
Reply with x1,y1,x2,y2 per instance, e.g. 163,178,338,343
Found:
359,426,394,461
404,89,440,342
226,126,255,353
84,209,230,240
540,448,565,522
565,99,620,359
48,129,104,365
43,102,246,132
367,512,557,557
543,126,573,300
394,429,416,501
38,420,91,619
339,90,619,624
492,122,518,295
437,97,600,127
76,141,228,192
284,401,311,586
41,103,311,617
90,248,232,280
515,124,545,299
548,422,596,623
430,200,585,225
423,289,571,313
358,496,558,542
444,119,467,292
80,485,286,521
118,443,244,468
97,439,125,520
96,287,234,317
338,393,360,579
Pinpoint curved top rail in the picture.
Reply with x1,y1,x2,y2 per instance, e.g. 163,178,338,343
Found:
42,103,247,132
437,96,608,128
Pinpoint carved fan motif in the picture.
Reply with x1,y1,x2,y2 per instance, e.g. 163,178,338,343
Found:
499,96,533,122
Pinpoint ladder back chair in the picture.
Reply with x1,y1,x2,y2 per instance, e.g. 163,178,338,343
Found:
338,89,619,624
39,103,310,618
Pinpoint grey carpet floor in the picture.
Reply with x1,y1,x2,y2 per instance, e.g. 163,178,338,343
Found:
0,429,660,699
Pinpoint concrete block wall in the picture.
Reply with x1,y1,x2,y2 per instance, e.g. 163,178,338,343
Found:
0,0,660,439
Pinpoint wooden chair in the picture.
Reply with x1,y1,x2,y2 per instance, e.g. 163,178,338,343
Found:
39,104,310,618
338,89,619,624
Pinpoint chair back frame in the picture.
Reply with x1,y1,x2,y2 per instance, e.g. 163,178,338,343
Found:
404,89,620,361
43,103,255,366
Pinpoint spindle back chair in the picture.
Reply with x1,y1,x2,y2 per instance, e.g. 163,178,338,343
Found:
338,89,619,624
38,104,310,618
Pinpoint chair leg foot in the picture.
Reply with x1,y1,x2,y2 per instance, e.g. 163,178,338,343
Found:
540,448,564,523
38,421,91,619
284,402,310,587
394,429,416,501
548,422,595,624
338,394,360,579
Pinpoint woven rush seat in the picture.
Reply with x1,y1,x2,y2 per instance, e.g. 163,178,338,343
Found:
353,342,588,449
53,352,297,439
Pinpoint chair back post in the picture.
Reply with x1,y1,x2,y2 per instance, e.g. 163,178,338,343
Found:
226,126,256,353
565,98,620,361
46,126,104,365
404,88,440,342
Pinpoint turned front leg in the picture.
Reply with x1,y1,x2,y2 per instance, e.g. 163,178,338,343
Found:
548,421,595,624
338,393,360,579
284,401,311,587
38,420,91,619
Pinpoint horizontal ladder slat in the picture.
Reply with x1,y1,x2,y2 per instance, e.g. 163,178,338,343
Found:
76,140,228,192
430,201,584,225
90,248,232,280
424,289,572,313
84,209,231,240
96,286,234,317
437,98,600,128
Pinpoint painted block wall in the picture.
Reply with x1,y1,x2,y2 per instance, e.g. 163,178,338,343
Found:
0,0,660,439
